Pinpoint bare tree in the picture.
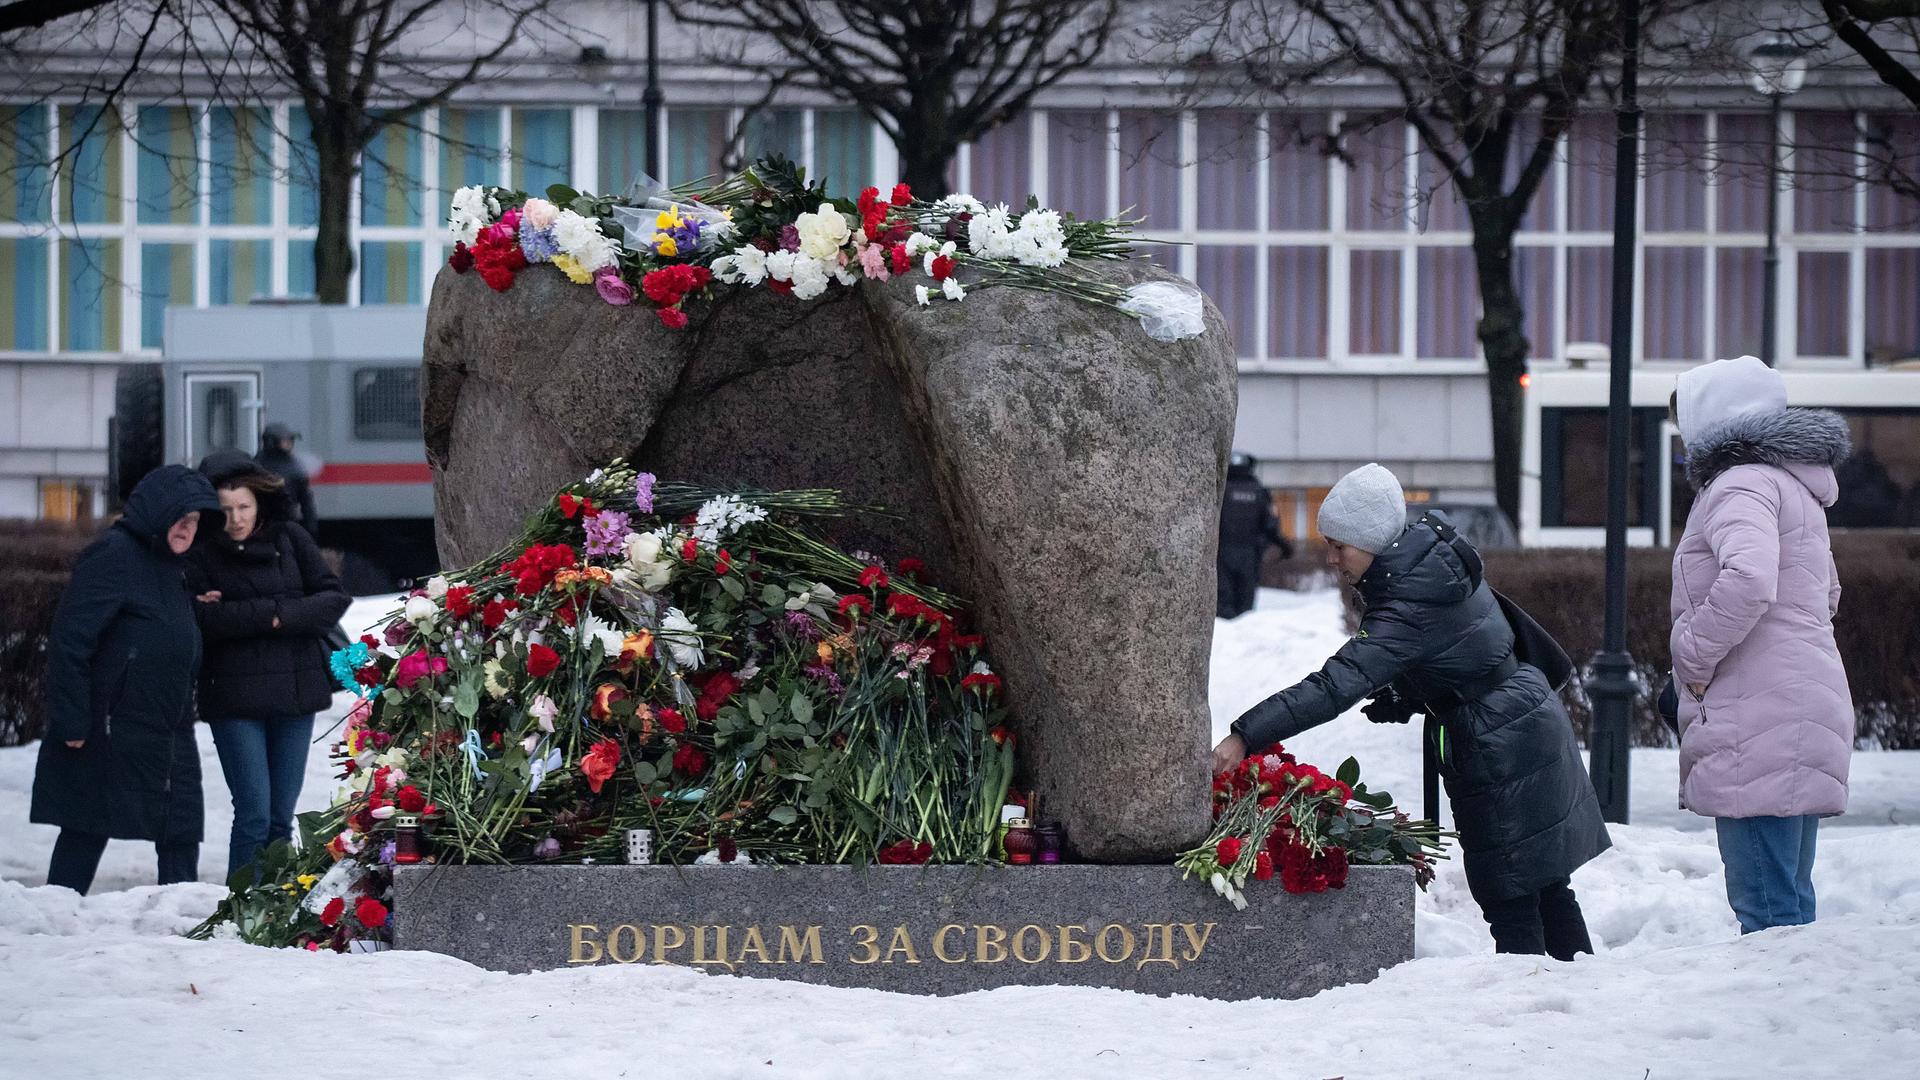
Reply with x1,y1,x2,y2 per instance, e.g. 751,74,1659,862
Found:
1818,0,1920,108
667,0,1122,197
1162,0,1664,525
3,0,562,303
0,0,113,35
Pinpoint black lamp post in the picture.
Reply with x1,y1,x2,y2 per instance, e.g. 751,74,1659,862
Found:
643,0,664,181
1584,0,1642,825
1749,40,1807,368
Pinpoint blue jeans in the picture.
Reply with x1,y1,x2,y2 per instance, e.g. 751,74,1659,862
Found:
1715,814,1819,934
210,715,315,883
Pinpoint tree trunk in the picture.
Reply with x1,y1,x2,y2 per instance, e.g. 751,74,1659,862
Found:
897,140,956,200
1470,216,1528,528
312,123,359,305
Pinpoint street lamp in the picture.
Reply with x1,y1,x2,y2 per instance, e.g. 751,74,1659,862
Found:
1584,0,1642,825
643,0,664,182
1748,39,1807,368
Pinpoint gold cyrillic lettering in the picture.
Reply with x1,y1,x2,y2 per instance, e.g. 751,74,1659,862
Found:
1056,924,1093,963
778,925,825,965
568,923,603,964
606,923,645,964
692,925,734,969
933,923,968,964
735,926,773,965
1136,923,1179,970
883,925,921,964
652,923,687,964
1095,923,1136,964
848,924,882,964
1180,922,1218,962
1012,924,1052,964
974,924,1009,964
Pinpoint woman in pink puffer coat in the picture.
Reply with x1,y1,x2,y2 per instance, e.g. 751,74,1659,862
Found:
1670,355,1854,935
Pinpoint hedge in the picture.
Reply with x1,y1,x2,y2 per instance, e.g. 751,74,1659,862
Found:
0,522,94,746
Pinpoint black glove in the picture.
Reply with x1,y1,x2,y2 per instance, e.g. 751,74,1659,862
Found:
1363,694,1417,725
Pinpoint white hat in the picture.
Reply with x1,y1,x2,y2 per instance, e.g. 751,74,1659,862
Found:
1675,355,1787,447
1318,464,1406,555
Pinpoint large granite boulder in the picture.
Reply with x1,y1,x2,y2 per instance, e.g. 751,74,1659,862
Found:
422,261,1237,861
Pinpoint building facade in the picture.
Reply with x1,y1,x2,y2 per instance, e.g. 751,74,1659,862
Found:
3,7,1918,532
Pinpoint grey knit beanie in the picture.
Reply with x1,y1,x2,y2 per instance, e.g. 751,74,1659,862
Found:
1317,463,1407,554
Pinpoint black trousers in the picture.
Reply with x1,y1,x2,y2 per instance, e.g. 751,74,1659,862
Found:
1216,556,1260,619
47,829,198,896
1477,876,1594,961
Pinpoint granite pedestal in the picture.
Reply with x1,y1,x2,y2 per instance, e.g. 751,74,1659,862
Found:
391,863,1413,999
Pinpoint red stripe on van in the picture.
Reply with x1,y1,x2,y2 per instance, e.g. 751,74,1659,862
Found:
311,463,433,485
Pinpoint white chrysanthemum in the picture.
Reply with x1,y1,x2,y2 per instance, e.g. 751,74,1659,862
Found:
712,254,742,284
934,193,986,216
793,202,852,261
659,608,705,668
1017,207,1063,238
765,250,799,281
573,233,620,273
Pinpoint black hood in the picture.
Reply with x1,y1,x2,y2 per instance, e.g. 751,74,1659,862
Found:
118,465,222,549
1357,512,1481,607
199,449,294,521
1685,408,1853,491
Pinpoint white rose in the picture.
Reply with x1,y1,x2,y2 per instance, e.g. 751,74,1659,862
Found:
404,595,437,626
425,575,450,599
794,202,852,261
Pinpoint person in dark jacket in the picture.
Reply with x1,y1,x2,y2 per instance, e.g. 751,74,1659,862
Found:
1212,463,1611,960
30,465,222,894
1217,453,1293,619
256,422,318,528
185,450,350,882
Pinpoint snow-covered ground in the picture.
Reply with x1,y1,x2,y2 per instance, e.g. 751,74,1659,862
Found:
4,588,1917,1078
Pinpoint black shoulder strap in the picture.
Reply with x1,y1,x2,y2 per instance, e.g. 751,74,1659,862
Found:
1418,511,1483,584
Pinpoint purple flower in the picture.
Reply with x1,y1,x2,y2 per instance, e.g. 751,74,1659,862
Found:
784,611,818,638
593,267,634,306
634,472,655,513
805,663,844,694
519,224,560,264
534,837,562,860
779,224,801,252
383,621,409,647
378,839,398,866
583,509,632,557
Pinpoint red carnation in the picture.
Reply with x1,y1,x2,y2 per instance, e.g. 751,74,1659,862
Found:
837,594,872,617
889,244,910,276
960,672,1003,695
858,186,881,216
886,593,924,620
658,707,687,734
395,785,428,813
319,896,345,927
715,548,732,576
658,306,689,330
897,557,925,578
696,670,741,721
1254,850,1275,881
891,183,912,207
930,254,954,281
767,278,794,297
1216,836,1243,866
878,838,934,865
502,543,575,595
481,598,515,630
552,601,578,628
448,242,474,274
354,896,389,929
444,585,476,620
526,643,561,678
558,493,582,519
681,536,698,562
581,738,621,794
858,564,889,589
672,743,708,777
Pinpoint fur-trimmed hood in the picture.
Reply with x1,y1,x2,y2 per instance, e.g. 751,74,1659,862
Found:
1685,407,1852,500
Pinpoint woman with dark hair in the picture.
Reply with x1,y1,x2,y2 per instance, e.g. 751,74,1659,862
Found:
186,450,350,882
31,464,222,894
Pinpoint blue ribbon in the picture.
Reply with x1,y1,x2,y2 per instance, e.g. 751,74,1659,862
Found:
663,788,707,803
527,746,564,793
459,729,487,781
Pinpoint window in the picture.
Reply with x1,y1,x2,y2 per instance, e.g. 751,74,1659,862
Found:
1566,115,1615,231
1195,111,1259,230
742,109,803,168
1794,111,1857,234
1796,251,1849,357
60,238,121,350
39,479,95,522
812,110,872,196
1118,111,1181,230
1268,246,1327,358
139,243,194,349
58,105,123,224
136,105,198,224
359,242,422,305
1345,118,1407,232
1270,113,1329,230
440,108,503,196
511,109,572,194
600,109,653,192
1348,249,1401,354
1865,249,1920,364
288,107,320,228
353,367,422,440
1047,110,1108,219
1642,247,1705,361
1713,113,1773,233
1417,247,1477,359
969,114,1032,209
209,107,274,225
1714,248,1765,359
1644,114,1707,232
1194,245,1257,356
1,237,49,348
1829,411,1920,528
1565,247,1612,345
210,240,272,305
2,104,50,223
1541,407,1664,527
288,239,317,297
362,119,425,227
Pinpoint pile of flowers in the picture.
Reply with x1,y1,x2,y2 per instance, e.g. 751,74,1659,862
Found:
1176,744,1446,909
443,154,1204,342
192,463,1017,951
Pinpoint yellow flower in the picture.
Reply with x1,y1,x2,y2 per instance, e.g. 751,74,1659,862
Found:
816,641,833,665
654,206,684,230
652,232,679,257
296,873,319,891
281,883,297,893
552,253,593,285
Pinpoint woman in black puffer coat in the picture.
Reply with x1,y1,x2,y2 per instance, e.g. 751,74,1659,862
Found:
184,450,350,882
31,465,222,894
1213,464,1611,961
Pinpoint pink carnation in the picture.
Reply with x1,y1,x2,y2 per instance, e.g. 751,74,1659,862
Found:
858,243,889,281
394,649,448,690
